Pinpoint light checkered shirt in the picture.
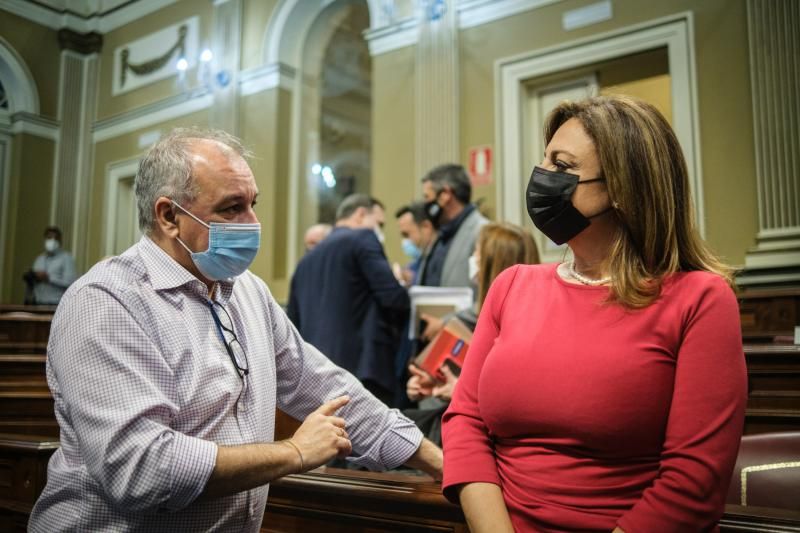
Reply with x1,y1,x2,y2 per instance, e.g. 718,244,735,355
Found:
29,236,423,532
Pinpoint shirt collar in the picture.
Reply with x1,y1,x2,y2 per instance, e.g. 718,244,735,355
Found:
438,203,475,240
138,236,235,302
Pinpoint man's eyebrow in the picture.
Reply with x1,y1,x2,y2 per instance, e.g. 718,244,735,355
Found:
216,192,259,205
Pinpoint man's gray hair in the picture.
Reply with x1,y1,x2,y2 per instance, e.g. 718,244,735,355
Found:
134,127,251,233
421,163,472,205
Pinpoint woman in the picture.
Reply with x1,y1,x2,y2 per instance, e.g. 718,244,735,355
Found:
441,95,747,532
406,222,539,442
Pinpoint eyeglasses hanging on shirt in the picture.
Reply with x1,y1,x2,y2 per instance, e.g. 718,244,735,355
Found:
207,300,250,379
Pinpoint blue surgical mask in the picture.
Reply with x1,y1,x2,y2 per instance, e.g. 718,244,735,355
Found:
172,200,261,281
401,238,421,260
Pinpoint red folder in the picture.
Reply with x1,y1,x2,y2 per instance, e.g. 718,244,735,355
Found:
414,318,473,382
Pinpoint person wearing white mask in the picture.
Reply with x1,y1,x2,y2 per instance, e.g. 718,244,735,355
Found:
30,129,442,532
28,226,77,305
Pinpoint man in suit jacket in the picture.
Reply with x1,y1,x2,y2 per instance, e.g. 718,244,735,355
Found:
288,194,409,406
418,164,488,288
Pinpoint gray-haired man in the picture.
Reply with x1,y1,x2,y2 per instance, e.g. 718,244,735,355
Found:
30,128,442,532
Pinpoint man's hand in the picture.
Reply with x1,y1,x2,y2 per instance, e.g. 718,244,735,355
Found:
432,364,458,401
288,395,352,471
407,365,435,402
35,270,49,282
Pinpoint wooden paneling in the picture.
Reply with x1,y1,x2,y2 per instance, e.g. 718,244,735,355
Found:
0,314,52,345
744,344,800,434
738,288,800,341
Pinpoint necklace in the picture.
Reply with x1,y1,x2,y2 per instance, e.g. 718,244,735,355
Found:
567,261,611,286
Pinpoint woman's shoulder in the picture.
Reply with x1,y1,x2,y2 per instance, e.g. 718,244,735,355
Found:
663,270,737,307
495,262,557,287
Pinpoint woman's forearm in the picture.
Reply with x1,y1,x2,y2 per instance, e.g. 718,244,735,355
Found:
458,482,514,533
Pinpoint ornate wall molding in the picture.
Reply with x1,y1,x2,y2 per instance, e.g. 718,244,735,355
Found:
112,17,199,96
365,0,563,56
0,0,178,34
57,29,103,55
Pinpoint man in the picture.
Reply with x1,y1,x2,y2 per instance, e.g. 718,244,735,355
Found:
287,194,408,407
29,129,441,532
418,163,488,288
303,222,332,251
26,226,77,305
395,202,435,286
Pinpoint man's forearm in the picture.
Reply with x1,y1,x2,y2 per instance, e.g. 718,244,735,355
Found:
403,438,443,480
200,441,301,500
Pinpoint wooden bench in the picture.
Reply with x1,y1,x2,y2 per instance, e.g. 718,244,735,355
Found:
0,314,52,346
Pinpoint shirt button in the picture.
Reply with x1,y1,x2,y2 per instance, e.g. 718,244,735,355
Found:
239,401,247,412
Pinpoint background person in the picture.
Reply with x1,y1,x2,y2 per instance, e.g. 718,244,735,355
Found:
442,95,747,532
288,194,408,406
24,226,77,305
394,202,436,286
406,222,539,446
417,164,487,289
303,223,332,251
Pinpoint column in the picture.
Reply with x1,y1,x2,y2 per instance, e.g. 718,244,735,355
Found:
52,30,101,273
415,0,459,180
741,0,800,285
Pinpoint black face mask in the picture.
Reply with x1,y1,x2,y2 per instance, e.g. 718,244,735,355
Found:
526,166,607,245
425,192,444,227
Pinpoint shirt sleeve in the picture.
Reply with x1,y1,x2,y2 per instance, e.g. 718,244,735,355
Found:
267,288,422,470
47,284,218,513
617,276,748,532
441,265,519,503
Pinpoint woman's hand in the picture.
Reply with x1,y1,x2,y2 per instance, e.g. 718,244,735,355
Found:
432,364,459,401
420,313,444,341
406,365,435,401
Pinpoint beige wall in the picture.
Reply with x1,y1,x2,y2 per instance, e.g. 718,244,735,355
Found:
241,0,279,70
1,134,56,303
371,45,416,267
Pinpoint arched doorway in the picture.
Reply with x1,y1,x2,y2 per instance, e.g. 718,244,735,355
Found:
265,0,377,272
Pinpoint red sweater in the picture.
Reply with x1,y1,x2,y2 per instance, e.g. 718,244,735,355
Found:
442,264,747,532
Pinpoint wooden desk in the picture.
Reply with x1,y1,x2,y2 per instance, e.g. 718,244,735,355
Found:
263,467,466,532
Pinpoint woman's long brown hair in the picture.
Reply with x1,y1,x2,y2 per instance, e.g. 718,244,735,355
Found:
543,95,733,308
476,222,540,311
